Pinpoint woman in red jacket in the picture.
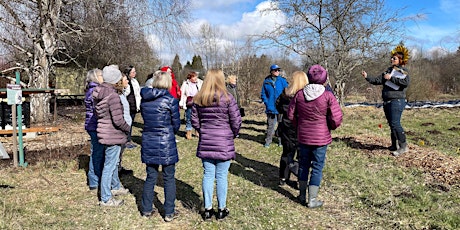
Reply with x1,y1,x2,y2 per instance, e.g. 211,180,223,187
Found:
288,64,343,208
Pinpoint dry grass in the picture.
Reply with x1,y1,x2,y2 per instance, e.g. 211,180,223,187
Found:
1,106,459,229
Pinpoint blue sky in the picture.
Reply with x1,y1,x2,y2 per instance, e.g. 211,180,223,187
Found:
182,0,460,57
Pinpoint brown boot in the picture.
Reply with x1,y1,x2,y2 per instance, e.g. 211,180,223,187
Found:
186,131,192,140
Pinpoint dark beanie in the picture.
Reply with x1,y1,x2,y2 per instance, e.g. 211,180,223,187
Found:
307,64,327,84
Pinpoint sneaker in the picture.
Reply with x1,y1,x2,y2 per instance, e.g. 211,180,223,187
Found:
278,179,286,186
125,142,137,149
216,208,229,220
264,143,270,148
141,210,155,218
100,198,124,207
111,187,129,196
202,208,215,221
164,212,177,222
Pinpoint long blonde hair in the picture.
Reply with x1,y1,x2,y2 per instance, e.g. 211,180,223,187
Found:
193,69,229,106
285,71,309,96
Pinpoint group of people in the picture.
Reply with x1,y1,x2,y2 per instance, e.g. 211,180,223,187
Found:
261,63,343,208
85,65,241,222
261,45,410,208
83,45,410,222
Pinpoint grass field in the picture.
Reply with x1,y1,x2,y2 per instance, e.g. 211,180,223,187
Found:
1,106,459,229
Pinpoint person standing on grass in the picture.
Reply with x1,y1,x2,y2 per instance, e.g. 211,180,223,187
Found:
123,65,141,151
179,71,203,140
84,68,104,191
276,71,309,187
362,45,410,156
140,71,180,222
160,66,181,99
192,69,242,221
93,65,131,207
261,64,288,148
288,64,342,208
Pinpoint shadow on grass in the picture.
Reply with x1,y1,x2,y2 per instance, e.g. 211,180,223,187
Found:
243,119,266,126
334,137,387,151
230,153,298,203
237,133,266,145
120,170,201,216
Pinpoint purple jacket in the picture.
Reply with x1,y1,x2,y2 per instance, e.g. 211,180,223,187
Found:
192,93,242,161
92,83,130,145
288,84,342,146
84,82,99,131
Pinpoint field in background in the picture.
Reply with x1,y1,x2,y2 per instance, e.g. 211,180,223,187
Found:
0,106,459,229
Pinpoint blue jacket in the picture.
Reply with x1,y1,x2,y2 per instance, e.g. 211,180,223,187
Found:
140,87,180,165
260,75,288,114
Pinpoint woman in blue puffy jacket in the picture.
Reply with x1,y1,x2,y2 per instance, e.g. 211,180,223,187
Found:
140,70,181,222
192,69,242,221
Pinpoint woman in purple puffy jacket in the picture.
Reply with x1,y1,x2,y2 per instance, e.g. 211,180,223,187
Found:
84,68,103,190
191,69,242,221
288,64,343,209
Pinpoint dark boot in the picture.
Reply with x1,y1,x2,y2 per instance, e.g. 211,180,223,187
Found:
216,208,229,220
202,208,214,221
392,142,407,156
307,185,323,208
279,157,288,186
389,132,398,151
298,181,307,205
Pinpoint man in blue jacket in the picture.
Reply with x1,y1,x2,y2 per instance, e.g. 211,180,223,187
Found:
260,64,288,147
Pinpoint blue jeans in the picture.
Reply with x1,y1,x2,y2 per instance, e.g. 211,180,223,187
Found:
298,144,327,186
202,159,231,209
141,164,176,215
100,145,121,202
383,98,406,143
87,131,104,188
185,107,192,131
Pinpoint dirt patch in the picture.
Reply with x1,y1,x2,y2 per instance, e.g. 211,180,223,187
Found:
0,105,89,168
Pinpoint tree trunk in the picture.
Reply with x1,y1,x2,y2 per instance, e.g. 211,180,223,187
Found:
29,43,51,124
334,79,346,107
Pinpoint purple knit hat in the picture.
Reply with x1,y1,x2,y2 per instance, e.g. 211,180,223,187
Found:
307,64,327,84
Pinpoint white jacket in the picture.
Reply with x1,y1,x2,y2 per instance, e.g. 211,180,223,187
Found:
124,78,141,112
179,78,203,109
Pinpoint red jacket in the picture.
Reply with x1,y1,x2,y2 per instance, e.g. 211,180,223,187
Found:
160,66,181,99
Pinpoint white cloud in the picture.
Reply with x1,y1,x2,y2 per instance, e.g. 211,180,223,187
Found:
190,1,286,41
406,24,459,52
439,0,460,14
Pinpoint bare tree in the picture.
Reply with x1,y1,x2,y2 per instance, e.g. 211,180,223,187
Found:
260,0,411,105
0,0,191,123
195,23,223,70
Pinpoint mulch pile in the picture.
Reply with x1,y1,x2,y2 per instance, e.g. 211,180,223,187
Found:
352,135,460,189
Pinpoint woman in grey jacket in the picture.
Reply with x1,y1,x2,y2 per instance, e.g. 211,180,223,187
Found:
362,45,410,156
192,69,242,221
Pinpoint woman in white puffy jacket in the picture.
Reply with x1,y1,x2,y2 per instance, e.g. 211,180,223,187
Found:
179,71,203,139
